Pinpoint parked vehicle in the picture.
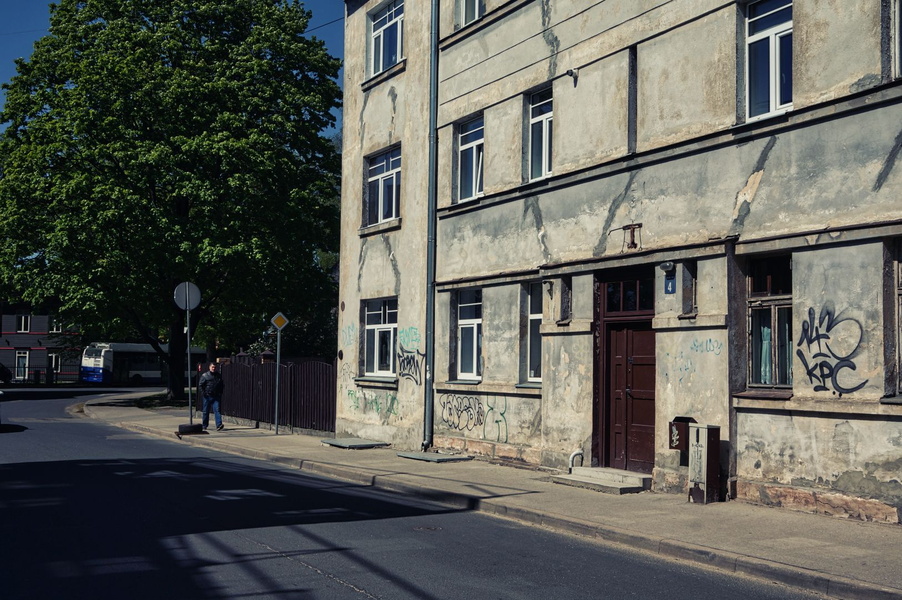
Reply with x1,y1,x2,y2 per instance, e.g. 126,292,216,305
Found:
79,342,204,385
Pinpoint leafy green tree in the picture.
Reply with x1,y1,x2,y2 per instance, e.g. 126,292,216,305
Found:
0,0,342,397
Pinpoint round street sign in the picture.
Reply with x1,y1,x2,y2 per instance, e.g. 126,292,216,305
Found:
271,312,289,331
174,282,201,310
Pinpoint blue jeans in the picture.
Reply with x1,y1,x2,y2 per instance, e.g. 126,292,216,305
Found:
202,395,222,429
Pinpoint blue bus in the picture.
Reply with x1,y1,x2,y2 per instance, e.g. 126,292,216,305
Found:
80,342,205,385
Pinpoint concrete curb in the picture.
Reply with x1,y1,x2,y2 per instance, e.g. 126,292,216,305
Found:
91,408,902,600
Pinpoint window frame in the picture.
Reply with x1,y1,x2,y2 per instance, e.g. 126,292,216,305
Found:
526,282,543,382
364,298,398,377
16,314,30,333
456,289,483,381
15,350,29,381
528,89,553,181
457,116,484,203
747,256,793,388
371,0,404,76
461,0,484,27
366,147,402,226
745,0,793,121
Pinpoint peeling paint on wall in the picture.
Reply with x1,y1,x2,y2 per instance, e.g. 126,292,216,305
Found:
593,170,640,257
523,196,551,263
729,136,776,236
872,125,902,192
539,0,560,79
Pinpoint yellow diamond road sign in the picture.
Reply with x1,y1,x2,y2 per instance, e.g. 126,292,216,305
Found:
271,312,289,331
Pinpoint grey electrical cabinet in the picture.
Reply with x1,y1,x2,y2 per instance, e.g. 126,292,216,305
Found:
688,423,720,504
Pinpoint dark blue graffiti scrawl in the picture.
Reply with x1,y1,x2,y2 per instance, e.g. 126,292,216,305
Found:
796,302,868,396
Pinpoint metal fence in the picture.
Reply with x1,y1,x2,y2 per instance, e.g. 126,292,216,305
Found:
209,357,336,433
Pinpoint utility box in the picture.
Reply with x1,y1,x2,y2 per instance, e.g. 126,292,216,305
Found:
688,423,720,504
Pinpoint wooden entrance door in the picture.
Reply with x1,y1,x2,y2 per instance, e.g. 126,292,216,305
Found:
607,323,656,473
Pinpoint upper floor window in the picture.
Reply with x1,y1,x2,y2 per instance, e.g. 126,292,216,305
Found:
527,282,542,382
748,256,793,387
372,0,404,76
461,0,484,27
364,298,398,376
457,289,483,380
529,89,553,181
747,0,792,120
458,116,484,203
16,314,31,333
366,148,401,225
50,318,63,333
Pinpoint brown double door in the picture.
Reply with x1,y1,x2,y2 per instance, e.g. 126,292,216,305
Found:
604,322,656,474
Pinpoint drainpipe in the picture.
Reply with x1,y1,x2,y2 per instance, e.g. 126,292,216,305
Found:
422,0,440,451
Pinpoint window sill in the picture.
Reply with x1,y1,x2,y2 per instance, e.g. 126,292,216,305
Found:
362,59,407,92
354,376,398,390
734,389,793,400
359,217,401,237
516,382,541,390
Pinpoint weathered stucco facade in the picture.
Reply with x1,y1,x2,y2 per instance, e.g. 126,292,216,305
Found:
339,0,902,522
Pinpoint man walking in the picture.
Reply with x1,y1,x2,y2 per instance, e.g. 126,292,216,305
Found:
199,362,225,431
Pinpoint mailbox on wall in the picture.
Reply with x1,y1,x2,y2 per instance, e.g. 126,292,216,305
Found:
688,423,720,504
668,416,697,451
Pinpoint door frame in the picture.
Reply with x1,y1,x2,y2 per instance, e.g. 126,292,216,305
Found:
592,269,656,470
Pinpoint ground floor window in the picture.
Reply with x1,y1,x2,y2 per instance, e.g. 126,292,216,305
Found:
364,298,398,376
748,256,793,387
15,350,29,380
456,289,482,380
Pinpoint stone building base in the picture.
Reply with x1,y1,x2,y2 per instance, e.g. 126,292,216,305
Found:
737,480,901,524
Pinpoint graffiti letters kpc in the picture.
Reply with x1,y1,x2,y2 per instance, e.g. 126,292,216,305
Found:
796,303,867,396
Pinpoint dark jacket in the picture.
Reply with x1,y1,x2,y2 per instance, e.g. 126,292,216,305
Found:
198,371,224,398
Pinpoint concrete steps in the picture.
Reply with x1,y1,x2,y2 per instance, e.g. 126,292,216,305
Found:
552,467,651,495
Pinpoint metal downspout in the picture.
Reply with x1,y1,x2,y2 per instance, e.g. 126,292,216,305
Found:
422,0,439,451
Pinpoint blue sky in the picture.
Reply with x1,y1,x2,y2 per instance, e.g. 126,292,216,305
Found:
0,0,345,127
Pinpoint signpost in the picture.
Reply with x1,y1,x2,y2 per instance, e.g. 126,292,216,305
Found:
270,312,289,435
174,282,201,431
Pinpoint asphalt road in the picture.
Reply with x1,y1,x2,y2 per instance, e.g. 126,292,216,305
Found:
0,390,823,599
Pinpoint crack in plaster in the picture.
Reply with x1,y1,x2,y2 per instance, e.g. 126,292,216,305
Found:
381,234,401,295
729,136,777,237
357,237,369,293
873,124,902,192
523,196,552,264
593,170,640,257
540,0,560,79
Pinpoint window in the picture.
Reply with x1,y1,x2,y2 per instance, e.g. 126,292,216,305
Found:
457,289,483,380
49,353,61,374
15,350,28,380
458,116,484,202
746,0,792,119
50,318,62,333
461,0,483,27
371,0,404,75
364,298,398,376
748,256,793,386
527,283,542,381
529,89,553,181
16,314,30,333
366,148,401,225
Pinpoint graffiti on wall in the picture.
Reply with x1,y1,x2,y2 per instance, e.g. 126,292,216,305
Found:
483,396,509,443
340,323,357,348
397,344,426,385
347,388,399,417
439,393,485,431
796,303,868,395
398,327,421,351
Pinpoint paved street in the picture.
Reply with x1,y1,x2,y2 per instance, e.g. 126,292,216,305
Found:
0,391,831,599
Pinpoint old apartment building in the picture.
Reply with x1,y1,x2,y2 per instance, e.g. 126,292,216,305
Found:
338,0,902,522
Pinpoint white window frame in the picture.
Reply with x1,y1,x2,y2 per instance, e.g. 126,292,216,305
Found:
457,289,483,380
49,352,61,374
16,314,30,333
746,0,793,121
461,0,483,27
457,116,484,203
15,350,29,381
371,0,404,76
364,298,398,377
50,318,62,333
366,148,401,225
527,282,542,382
528,89,553,181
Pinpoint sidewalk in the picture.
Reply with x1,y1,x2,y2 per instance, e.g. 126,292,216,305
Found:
83,395,902,600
